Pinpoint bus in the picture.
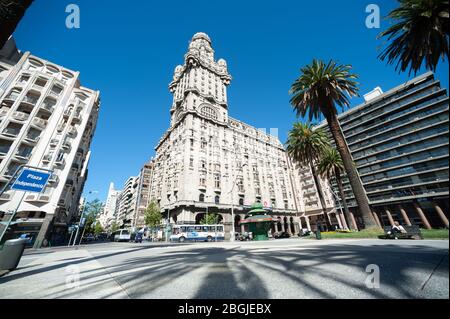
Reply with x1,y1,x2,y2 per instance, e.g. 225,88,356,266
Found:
170,224,225,242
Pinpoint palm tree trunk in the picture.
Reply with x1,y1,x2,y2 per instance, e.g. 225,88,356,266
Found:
310,163,333,231
324,110,378,229
335,172,353,230
0,0,34,48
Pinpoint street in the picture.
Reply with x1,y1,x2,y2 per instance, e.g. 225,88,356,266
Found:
0,239,448,299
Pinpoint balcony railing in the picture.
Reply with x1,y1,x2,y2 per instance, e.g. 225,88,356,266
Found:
32,117,47,128
12,111,30,121
0,108,10,117
23,96,38,105
0,145,11,155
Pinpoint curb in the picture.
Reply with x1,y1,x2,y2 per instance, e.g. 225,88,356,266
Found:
0,270,10,278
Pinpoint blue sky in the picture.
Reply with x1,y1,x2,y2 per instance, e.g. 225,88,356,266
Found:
13,0,449,201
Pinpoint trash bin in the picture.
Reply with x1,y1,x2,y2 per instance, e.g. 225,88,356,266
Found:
0,238,27,271
315,229,322,240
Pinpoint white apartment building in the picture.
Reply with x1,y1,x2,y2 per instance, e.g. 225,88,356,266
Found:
115,176,139,229
0,38,100,247
146,33,338,239
97,182,121,230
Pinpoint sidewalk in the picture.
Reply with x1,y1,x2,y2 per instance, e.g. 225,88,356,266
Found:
0,248,129,299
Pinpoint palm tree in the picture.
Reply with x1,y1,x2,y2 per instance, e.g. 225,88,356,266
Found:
289,59,378,229
0,0,34,48
286,122,332,230
317,147,353,230
378,0,449,75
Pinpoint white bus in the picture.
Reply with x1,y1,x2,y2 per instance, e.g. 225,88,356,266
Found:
170,225,225,243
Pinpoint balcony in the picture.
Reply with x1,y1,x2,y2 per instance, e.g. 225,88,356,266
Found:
55,158,66,167
41,102,55,113
24,133,40,144
22,95,38,105
4,94,19,102
32,117,47,129
62,140,72,151
2,127,21,138
48,174,59,184
42,154,53,163
71,113,82,124
68,127,77,137
15,149,32,160
50,139,59,147
0,108,10,118
0,145,11,155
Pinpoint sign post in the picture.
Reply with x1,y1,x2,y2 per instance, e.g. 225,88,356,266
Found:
0,166,52,245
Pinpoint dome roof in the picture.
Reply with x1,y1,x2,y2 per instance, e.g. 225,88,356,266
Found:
192,32,211,43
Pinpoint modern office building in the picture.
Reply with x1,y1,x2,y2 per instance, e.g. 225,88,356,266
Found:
0,38,100,247
316,71,449,229
145,33,336,239
131,159,155,229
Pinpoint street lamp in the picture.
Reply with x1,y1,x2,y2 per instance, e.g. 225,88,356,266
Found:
328,186,348,230
72,190,98,246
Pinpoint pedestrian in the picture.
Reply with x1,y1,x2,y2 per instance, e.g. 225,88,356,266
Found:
388,222,407,239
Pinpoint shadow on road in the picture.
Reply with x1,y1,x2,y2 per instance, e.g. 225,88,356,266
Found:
1,242,448,299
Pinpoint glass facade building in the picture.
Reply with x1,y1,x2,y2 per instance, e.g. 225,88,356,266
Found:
316,72,449,229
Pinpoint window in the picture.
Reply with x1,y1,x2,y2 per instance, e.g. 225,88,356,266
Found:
200,105,218,120
199,193,205,202
239,197,244,206
51,85,63,95
214,173,220,188
215,195,220,204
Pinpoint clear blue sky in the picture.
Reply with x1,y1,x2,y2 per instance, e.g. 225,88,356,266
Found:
13,0,449,202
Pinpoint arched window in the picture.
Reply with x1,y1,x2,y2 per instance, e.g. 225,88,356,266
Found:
215,195,220,204
200,105,218,120
199,193,205,202
239,197,244,206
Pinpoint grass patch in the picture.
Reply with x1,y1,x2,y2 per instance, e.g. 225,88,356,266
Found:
421,229,449,240
313,228,384,239
308,228,449,240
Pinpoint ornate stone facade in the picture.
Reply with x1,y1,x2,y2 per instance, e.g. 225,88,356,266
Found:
146,33,338,238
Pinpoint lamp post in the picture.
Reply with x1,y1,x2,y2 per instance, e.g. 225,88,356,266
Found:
229,163,247,242
73,190,98,246
328,187,348,230
165,196,173,243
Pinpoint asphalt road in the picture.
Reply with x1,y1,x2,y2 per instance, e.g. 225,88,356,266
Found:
0,239,448,299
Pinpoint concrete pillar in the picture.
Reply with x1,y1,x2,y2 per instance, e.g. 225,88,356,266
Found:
349,211,358,231
34,214,53,249
335,213,343,229
240,224,245,233
286,222,292,235
274,223,279,233
339,212,349,230
280,222,285,232
385,208,395,226
298,217,303,230
305,216,311,231
397,205,412,226
432,202,449,228
413,202,432,230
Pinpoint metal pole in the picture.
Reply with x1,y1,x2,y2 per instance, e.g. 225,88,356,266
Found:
78,223,87,245
67,228,74,247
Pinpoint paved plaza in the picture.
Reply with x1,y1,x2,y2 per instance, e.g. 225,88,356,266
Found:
0,239,448,299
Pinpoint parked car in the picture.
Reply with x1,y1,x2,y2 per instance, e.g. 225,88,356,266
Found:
134,232,143,243
274,232,290,239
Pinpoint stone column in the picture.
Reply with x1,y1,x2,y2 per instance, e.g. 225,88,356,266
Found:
413,202,432,230
397,205,412,226
274,223,279,233
286,222,292,235
298,217,303,230
432,202,449,228
305,216,311,231
385,208,395,226
280,221,285,232
372,211,382,227
240,224,245,233
349,211,358,231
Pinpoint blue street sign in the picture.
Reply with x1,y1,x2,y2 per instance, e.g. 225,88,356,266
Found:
11,168,51,193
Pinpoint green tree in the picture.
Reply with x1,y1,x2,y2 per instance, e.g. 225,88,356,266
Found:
144,201,162,237
200,213,219,225
317,147,353,230
286,122,332,230
93,222,104,235
289,59,378,229
110,221,119,233
378,0,449,75
83,199,103,234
